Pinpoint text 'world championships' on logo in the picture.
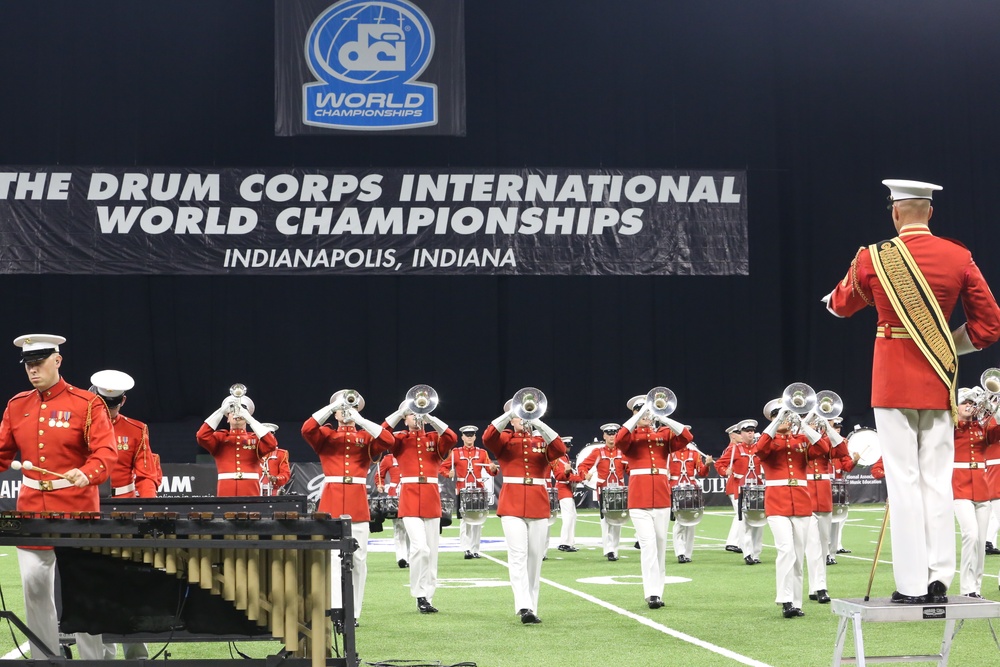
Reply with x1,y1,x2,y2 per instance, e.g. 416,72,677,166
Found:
303,0,437,131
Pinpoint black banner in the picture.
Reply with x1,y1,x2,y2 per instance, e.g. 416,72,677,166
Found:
0,167,748,275
275,0,466,136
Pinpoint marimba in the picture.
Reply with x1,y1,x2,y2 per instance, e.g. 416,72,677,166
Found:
0,508,358,667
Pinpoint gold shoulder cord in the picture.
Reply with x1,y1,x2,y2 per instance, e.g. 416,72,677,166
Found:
851,247,875,307
85,398,94,449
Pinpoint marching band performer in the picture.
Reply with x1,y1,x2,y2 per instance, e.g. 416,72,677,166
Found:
952,387,998,598
754,399,828,618
377,451,410,568
824,179,1000,604
989,420,1000,564
302,390,393,625
803,413,851,603
90,370,157,499
715,419,763,564
382,397,458,614
197,389,277,496
551,439,583,554
615,393,693,609
439,425,498,559
260,435,291,497
827,418,859,557
0,334,117,660
482,396,567,624
578,423,627,561
669,443,712,564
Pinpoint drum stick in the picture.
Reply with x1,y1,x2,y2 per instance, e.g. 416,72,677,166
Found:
864,502,890,602
10,460,71,481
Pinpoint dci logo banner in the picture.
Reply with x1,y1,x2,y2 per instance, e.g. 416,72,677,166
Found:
276,0,466,136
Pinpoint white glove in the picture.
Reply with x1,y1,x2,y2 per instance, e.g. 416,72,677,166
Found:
658,415,685,436
243,413,271,439
385,407,407,429
622,406,648,432
205,406,228,430
827,424,845,447
491,410,513,432
532,418,559,445
350,410,384,439
311,403,337,425
952,324,979,356
422,413,448,435
799,420,822,445
762,409,789,438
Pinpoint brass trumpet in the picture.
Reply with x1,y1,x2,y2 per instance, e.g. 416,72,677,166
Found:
511,387,547,422
229,383,247,418
645,386,677,420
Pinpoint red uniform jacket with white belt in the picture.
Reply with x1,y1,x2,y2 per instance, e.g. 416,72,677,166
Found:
302,420,392,521
110,413,157,498
578,446,627,492
377,452,400,497
196,423,277,496
385,425,458,519
439,445,496,490
0,378,117,520
827,226,1000,409
550,455,582,500
753,432,828,517
482,425,567,519
806,435,838,513
261,447,291,493
952,418,999,502
714,441,760,496
615,425,692,510
668,448,708,488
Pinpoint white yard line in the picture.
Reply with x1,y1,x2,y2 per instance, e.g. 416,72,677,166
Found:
2,643,28,660
481,552,774,667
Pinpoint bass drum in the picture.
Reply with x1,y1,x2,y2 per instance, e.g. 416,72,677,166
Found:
847,427,881,467
831,479,850,524
548,487,560,526
671,483,704,527
459,487,489,526
740,481,767,528
600,486,629,526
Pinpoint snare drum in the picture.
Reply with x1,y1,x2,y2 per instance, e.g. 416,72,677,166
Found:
600,486,629,526
459,487,489,526
548,487,560,526
368,494,386,523
740,481,767,528
831,479,849,523
382,495,399,520
671,483,704,527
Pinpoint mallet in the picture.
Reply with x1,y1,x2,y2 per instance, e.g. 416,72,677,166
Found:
10,459,71,481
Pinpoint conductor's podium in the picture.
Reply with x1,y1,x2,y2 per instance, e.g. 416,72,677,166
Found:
831,596,1000,666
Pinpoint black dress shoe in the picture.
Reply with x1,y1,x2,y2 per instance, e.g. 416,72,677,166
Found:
986,541,1000,555
965,592,984,599
464,550,474,559
646,596,664,609
744,555,756,565
518,608,541,624
725,545,744,553
558,544,579,552
926,581,948,604
472,552,481,559
752,557,761,564
891,591,925,604
815,589,831,604
836,548,851,554
416,597,438,613
677,555,691,563
354,620,360,628
781,602,804,618
398,559,409,568
606,552,619,561
826,555,837,566
542,555,548,561
634,541,641,549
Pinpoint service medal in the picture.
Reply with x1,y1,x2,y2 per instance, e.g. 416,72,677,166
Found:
48,419,56,427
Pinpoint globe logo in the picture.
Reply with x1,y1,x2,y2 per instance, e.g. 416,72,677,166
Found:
306,0,435,87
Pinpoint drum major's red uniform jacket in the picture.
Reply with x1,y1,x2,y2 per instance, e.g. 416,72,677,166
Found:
482,425,567,519
714,441,760,496
385,425,458,519
615,425,692,510
197,423,277,496
952,418,999,502
302,419,392,521
439,445,496,490
0,378,117,518
827,226,1000,409
110,413,157,498
753,432,828,517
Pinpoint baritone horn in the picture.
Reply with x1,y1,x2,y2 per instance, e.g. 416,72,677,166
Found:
405,384,439,416
782,382,817,416
511,387,547,422
974,368,1000,422
329,389,362,422
228,383,247,418
645,386,677,419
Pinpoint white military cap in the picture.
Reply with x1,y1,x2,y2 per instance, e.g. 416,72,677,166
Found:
763,398,782,420
504,399,513,412
626,394,646,411
329,389,366,412
829,417,843,426
600,422,621,433
459,425,479,434
14,334,65,363
262,422,279,433
89,370,135,404
563,436,573,444
221,395,255,416
883,179,942,202
958,387,978,404
736,419,758,431
725,423,740,434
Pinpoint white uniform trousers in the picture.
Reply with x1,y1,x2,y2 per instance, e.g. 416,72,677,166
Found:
629,507,670,599
500,515,548,613
331,521,369,620
767,515,810,608
874,407,956,596
725,495,745,548
954,498,990,595
393,518,410,562
600,516,622,556
402,516,440,600
458,516,483,554
558,497,577,546
829,515,845,553
987,501,999,545
805,512,831,593
17,548,105,660
672,520,694,559
103,643,147,660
